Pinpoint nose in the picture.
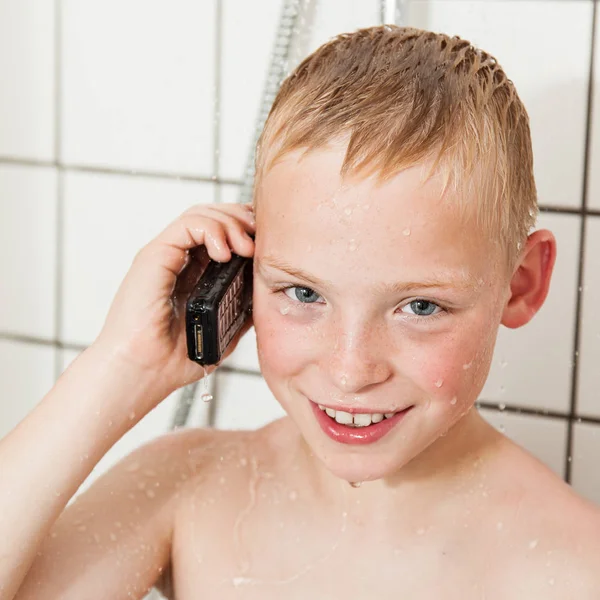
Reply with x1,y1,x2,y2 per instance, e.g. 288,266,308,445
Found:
326,320,393,394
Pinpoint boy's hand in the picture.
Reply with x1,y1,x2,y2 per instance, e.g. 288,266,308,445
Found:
92,202,256,405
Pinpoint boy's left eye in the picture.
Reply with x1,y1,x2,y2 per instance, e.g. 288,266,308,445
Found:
283,286,323,304
401,300,442,316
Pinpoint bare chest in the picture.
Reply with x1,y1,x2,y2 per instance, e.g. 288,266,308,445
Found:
169,496,497,600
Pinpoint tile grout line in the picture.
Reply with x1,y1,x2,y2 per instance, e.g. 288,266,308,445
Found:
53,0,64,382
4,330,600,425
213,0,223,205
208,0,224,429
2,151,599,215
0,155,243,186
564,0,597,483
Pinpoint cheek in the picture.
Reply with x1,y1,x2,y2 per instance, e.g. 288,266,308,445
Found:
403,316,498,405
252,294,315,377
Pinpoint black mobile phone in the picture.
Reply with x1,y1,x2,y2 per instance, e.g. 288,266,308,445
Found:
185,253,253,366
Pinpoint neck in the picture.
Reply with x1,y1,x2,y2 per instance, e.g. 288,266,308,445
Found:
297,408,504,520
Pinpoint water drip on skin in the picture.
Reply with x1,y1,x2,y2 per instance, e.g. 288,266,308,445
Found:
450,397,457,405
230,460,349,588
349,481,362,488
280,306,290,315
434,379,444,388
348,239,357,252
402,228,411,236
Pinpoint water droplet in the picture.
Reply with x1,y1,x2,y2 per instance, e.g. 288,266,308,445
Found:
125,462,140,473
417,527,426,535
529,539,539,550
289,490,298,501
340,375,348,386
344,207,352,215
239,457,248,467
462,362,472,370
200,393,213,402
218,476,226,484
496,521,503,530
280,305,290,315
145,489,156,499
128,411,136,420
434,379,443,388
499,424,505,432
403,228,411,236
499,403,506,411
450,397,457,405
93,533,101,544
548,578,555,586
109,532,117,542
348,239,357,251
349,481,362,488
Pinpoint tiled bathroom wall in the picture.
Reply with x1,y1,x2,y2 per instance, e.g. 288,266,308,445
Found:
1,0,600,514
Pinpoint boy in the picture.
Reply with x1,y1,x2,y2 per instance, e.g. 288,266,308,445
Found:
3,25,600,599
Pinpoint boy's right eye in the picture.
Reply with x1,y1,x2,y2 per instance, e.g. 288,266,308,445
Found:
282,286,323,304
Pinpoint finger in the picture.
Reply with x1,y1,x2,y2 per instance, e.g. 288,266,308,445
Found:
184,203,256,231
199,208,255,257
154,214,232,266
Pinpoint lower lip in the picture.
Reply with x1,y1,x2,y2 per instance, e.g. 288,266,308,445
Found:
310,401,413,445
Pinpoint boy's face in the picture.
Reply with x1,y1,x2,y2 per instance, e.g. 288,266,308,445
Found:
251,144,510,484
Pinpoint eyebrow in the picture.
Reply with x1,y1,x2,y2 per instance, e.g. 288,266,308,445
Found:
257,255,478,294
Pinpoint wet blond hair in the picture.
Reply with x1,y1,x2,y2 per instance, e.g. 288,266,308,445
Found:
255,25,537,268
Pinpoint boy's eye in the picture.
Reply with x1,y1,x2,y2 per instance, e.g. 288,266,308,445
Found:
402,299,441,317
283,286,322,304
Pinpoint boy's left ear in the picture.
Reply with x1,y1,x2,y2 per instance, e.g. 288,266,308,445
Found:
501,229,557,329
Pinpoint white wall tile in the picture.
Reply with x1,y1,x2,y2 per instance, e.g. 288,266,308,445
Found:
298,0,381,57
213,372,285,430
571,421,600,505
0,164,57,339
0,340,55,440
586,2,600,211
479,408,567,479
0,0,55,160
481,213,580,413
61,172,215,346
577,216,600,418
219,182,243,205
220,0,282,181
60,350,180,497
407,0,591,209
61,0,216,176
220,0,381,181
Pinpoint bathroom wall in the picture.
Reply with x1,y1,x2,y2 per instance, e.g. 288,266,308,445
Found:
1,0,599,513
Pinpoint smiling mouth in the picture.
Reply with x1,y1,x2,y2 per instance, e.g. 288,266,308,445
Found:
315,403,410,427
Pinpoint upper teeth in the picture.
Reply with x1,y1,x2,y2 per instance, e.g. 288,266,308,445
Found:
318,404,397,427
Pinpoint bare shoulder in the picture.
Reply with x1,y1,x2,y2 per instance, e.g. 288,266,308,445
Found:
488,439,600,597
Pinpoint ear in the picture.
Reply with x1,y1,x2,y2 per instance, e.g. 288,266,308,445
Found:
501,229,557,329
